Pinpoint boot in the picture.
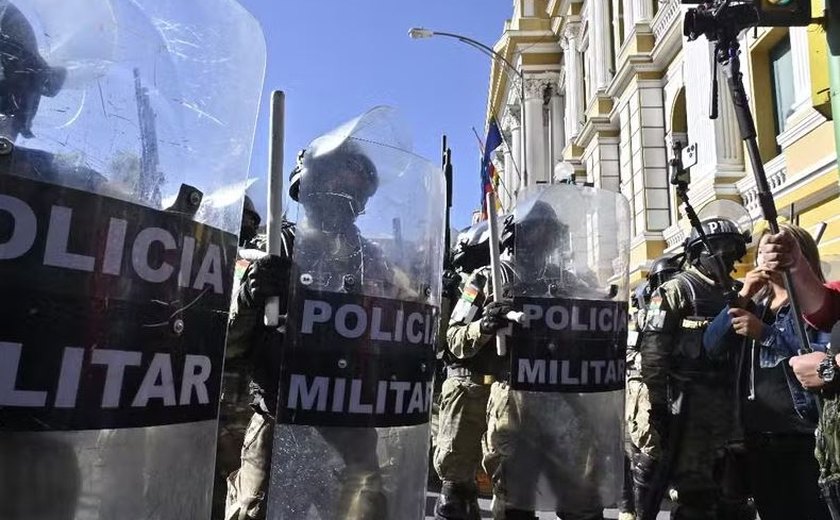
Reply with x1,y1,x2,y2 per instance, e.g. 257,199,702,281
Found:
631,452,661,520
435,481,480,520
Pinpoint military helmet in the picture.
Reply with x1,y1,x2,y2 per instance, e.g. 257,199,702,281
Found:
450,218,496,272
243,194,260,221
0,3,66,139
288,142,379,214
648,254,681,288
684,217,748,263
501,200,567,253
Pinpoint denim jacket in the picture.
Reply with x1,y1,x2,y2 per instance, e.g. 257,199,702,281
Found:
703,299,830,423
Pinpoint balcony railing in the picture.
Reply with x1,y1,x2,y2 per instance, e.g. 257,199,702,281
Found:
651,0,682,43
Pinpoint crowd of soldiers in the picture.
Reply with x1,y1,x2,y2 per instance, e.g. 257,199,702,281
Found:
6,1,840,518
213,129,840,520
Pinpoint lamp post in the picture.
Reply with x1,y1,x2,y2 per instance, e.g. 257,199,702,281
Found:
408,27,528,187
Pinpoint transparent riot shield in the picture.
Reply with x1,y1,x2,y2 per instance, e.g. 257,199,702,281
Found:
0,1,265,519
267,106,445,519
499,184,630,514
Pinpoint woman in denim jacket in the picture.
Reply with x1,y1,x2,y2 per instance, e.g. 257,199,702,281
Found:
703,223,830,520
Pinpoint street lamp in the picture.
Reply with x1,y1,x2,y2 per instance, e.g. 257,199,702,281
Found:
408,26,527,186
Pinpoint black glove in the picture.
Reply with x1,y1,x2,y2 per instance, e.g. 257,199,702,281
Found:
243,254,289,306
479,301,512,335
442,269,461,299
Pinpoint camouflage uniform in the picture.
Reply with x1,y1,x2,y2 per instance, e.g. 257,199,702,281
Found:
434,267,498,519
448,266,606,520
212,236,266,519
818,395,840,513
223,229,293,520
636,267,737,519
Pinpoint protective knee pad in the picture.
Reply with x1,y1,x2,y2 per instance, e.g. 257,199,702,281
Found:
631,452,657,488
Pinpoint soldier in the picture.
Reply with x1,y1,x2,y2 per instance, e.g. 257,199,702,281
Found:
228,108,444,520
633,216,750,520
432,221,500,520
452,193,622,520
621,255,682,520
1,1,266,518
213,197,290,519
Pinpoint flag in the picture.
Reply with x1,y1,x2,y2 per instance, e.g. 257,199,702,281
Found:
480,118,503,220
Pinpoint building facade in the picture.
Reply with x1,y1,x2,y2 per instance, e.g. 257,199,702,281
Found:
487,0,840,285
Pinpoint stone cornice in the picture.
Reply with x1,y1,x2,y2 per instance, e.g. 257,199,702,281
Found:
576,94,618,147
606,28,660,99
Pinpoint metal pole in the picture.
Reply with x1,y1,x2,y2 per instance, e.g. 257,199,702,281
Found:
264,91,285,327
718,42,812,356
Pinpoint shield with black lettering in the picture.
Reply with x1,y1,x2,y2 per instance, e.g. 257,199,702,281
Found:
0,1,265,518
267,107,445,519
498,184,630,513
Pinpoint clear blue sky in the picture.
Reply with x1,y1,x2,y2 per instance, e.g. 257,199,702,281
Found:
238,0,512,231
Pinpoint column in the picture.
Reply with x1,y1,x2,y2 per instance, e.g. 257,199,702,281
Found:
622,0,635,30
503,141,515,209
562,24,583,141
591,0,613,90
505,105,523,196
524,77,548,184
683,38,744,200
632,0,654,23
550,86,566,168
789,27,811,110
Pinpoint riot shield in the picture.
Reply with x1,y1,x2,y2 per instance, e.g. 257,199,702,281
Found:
501,184,630,513
0,1,265,519
267,107,445,519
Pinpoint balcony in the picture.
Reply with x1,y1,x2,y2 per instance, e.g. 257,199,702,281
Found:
651,0,682,43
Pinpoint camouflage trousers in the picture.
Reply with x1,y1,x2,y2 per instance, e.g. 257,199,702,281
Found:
225,412,274,520
650,376,737,520
817,394,840,486
625,353,655,458
433,376,491,485
482,381,605,520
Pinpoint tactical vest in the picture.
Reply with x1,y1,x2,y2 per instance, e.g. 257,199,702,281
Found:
671,269,729,378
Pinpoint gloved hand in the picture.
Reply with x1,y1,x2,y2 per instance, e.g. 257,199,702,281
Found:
243,254,290,306
479,301,513,335
442,269,461,299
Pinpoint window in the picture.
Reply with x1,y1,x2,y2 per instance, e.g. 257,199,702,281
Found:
769,35,795,138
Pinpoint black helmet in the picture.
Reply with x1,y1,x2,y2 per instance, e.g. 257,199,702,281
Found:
0,3,66,139
648,254,681,290
450,218,496,272
243,194,260,224
288,142,378,215
684,217,748,275
502,200,568,253
288,149,306,202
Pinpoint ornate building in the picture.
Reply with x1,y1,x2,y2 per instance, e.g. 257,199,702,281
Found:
487,0,840,285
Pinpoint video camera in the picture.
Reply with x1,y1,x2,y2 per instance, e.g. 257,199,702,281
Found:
682,0,811,42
